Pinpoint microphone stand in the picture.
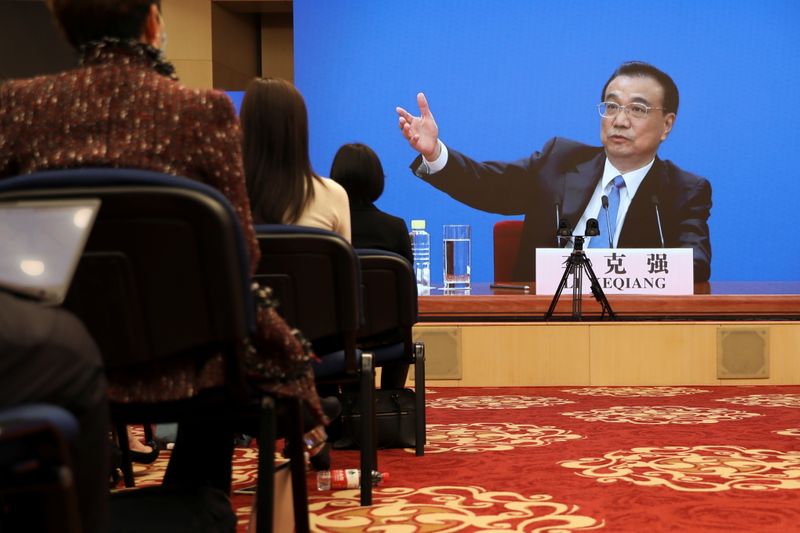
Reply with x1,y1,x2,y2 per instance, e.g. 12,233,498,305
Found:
651,195,666,248
544,235,616,321
601,195,613,247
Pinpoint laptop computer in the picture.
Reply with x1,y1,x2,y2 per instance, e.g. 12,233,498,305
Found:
0,198,101,305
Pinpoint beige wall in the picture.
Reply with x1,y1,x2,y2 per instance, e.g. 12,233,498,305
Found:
212,4,260,89
413,321,800,387
260,12,293,82
0,1,292,89
162,0,214,89
163,0,293,90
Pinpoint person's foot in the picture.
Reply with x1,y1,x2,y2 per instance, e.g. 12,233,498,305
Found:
129,440,160,464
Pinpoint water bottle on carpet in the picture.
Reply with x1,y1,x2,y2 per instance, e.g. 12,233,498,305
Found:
410,219,431,294
316,469,389,490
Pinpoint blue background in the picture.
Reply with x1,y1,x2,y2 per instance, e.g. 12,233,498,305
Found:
234,0,800,283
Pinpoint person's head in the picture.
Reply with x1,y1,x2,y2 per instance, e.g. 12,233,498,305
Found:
47,0,165,49
240,77,317,224
599,61,678,172
330,143,385,207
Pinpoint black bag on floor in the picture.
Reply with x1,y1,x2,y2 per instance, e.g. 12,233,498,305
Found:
110,485,236,533
337,388,416,449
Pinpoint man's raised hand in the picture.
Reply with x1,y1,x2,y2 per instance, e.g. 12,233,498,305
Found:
396,92,440,161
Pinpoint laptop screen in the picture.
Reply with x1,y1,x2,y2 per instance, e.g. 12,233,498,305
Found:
0,198,100,305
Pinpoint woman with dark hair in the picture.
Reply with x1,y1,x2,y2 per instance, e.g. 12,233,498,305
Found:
330,143,413,265
330,143,412,390
240,77,351,241
0,1,325,528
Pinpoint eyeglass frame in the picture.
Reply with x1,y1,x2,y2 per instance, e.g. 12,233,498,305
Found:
597,101,667,119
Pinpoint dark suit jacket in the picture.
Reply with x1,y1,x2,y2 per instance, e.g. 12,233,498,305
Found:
350,204,414,264
412,136,712,281
350,203,413,265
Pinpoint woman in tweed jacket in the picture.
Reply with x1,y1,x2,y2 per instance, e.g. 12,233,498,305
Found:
0,0,325,522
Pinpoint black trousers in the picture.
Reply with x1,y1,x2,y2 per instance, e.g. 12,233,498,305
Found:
0,291,110,533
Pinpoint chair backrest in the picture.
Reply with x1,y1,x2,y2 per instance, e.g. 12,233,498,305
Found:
0,169,253,372
355,249,417,347
0,404,82,533
253,224,361,366
493,220,524,282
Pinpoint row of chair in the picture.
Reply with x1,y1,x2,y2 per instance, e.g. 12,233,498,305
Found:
0,168,426,533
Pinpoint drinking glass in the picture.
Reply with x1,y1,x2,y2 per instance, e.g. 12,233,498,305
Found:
443,224,471,289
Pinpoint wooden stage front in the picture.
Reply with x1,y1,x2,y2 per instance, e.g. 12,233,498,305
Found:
410,282,800,388
418,281,800,322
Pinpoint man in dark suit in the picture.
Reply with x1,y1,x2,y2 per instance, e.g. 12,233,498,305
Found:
396,61,711,282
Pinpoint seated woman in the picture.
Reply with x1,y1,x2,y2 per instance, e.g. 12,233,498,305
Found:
0,0,326,518
241,78,352,466
240,77,351,241
331,143,413,389
330,143,413,264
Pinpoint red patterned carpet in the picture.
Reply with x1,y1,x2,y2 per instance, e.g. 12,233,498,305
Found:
129,386,800,532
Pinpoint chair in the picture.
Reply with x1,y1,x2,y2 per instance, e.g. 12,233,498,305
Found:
493,220,524,282
253,224,376,506
0,168,292,533
0,404,82,533
356,249,426,456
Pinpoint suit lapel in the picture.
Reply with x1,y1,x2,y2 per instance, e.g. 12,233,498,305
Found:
561,152,604,224
619,157,665,246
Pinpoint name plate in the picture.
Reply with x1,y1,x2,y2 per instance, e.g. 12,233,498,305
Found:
535,248,693,295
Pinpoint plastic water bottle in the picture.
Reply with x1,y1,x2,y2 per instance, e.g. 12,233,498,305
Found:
316,469,389,490
409,219,431,294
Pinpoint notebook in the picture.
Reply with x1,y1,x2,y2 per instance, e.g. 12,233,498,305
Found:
0,198,101,305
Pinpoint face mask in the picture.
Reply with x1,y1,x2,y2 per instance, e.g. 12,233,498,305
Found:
159,29,168,53
157,11,168,53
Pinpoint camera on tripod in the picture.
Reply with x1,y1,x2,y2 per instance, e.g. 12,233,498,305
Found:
545,218,615,320
557,218,599,249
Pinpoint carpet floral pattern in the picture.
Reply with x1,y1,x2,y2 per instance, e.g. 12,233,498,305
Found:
560,405,762,425
563,386,711,397
717,394,800,409
309,486,603,532
559,445,800,492
422,422,583,454
128,385,800,532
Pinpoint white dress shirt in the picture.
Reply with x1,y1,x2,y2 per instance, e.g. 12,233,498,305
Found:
577,158,653,248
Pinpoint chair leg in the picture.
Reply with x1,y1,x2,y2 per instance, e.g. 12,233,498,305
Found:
358,353,375,506
115,422,135,487
284,398,310,533
255,397,276,533
143,423,154,444
413,342,426,456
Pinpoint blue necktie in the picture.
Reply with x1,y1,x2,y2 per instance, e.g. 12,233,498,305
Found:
588,175,625,248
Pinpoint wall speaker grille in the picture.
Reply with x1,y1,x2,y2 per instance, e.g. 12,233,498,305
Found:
412,327,461,380
717,327,769,379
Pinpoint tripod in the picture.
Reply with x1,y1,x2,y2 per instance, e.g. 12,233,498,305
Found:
545,236,615,320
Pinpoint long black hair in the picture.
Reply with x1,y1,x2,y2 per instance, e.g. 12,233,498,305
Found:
240,77,319,224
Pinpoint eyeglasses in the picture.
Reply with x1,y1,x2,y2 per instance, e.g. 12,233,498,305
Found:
597,101,665,120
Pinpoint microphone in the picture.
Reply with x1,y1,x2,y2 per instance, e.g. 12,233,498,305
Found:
601,195,612,247
555,202,562,246
585,218,600,237
557,218,573,237
651,195,665,248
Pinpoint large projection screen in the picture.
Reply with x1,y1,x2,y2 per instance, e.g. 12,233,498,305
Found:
286,0,800,284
